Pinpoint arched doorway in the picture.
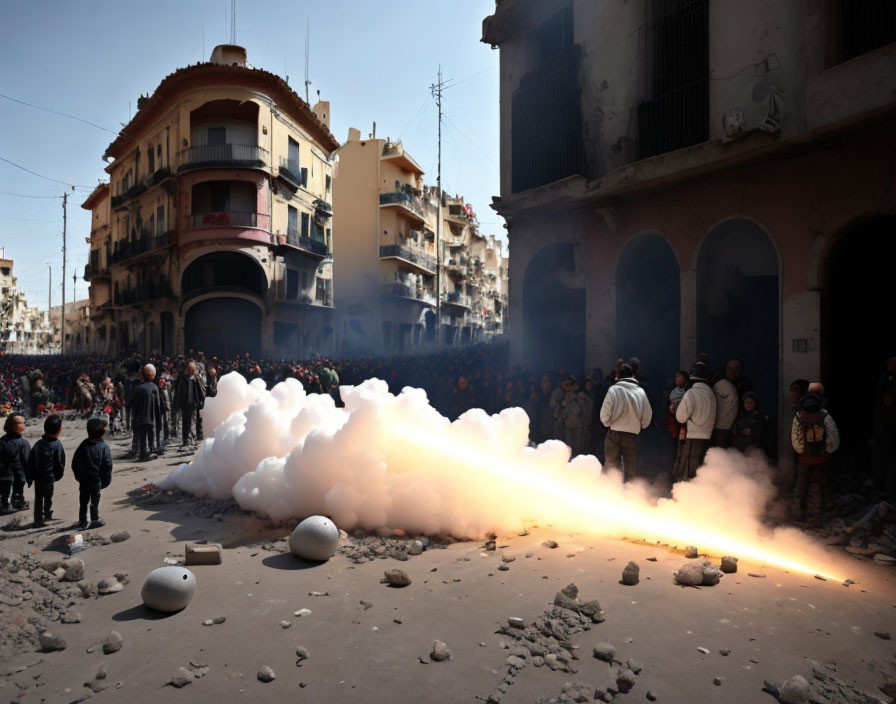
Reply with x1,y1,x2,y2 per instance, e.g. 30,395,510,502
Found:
522,242,586,375
697,218,779,452
822,214,896,460
181,252,266,358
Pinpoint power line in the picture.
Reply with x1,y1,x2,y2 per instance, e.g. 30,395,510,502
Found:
0,92,129,139
397,92,431,140
443,114,496,165
0,156,94,189
0,190,61,199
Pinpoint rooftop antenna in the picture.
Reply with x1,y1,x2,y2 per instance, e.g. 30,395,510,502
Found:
304,19,311,103
230,0,237,44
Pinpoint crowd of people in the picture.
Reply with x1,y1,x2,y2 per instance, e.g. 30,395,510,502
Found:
1,346,894,521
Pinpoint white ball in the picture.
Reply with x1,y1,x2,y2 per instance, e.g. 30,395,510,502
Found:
141,566,196,612
288,515,340,561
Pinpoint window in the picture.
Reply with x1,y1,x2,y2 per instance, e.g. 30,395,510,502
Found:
288,205,299,238
148,144,155,173
835,0,896,64
287,137,300,172
207,127,226,146
527,3,573,68
286,269,298,299
156,205,165,235
301,212,310,238
157,144,162,162
325,174,331,191
300,167,308,187
210,182,229,212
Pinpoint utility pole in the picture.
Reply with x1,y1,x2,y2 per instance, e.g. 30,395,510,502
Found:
61,192,67,355
304,19,311,104
430,66,446,346
46,264,51,316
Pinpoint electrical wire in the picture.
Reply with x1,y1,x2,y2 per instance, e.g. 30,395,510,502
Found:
0,92,130,139
0,156,94,190
0,190,61,199
397,92,432,140
443,115,496,165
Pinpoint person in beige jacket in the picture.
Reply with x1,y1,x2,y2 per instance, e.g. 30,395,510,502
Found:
600,363,652,481
673,362,717,482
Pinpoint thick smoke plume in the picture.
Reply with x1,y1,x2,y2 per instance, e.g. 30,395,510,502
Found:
160,372,839,577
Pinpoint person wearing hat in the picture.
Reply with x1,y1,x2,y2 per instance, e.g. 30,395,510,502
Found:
673,361,717,482
791,392,839,523
600,363,652,481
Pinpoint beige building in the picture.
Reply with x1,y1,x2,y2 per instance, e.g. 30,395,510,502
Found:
482,0,896,463
333,130,507,355
48,300,91,354
0,250,54,354
84,44,339,358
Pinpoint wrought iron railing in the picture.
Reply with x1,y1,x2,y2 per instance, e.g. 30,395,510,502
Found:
109,231,174,265
180,144,268,169
379,244,437,272
188,212,258,229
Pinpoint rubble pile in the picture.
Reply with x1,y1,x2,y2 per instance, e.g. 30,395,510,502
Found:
124,484,241,520
257,530,449,564
819,497,896,560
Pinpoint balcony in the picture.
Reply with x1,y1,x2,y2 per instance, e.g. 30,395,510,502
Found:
379,244,436,274
109,230,175,265
282,230,328,258
188,212,258,229
179,144,268,171
114,277,173,307
380,282,436,306
443,290,471,309
379,191,425,224
278,158,306,189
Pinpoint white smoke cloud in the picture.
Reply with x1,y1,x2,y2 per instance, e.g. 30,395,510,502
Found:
159,372,841,578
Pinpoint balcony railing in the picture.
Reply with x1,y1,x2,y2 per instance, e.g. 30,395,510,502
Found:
180,144,268,170
379,191,424,219
114,278,173,306
278,158,306,188
109,230,174,265
444,290,471,308
188,212,258,229
284,231,328,257
379,244,437,272
381,282,436,305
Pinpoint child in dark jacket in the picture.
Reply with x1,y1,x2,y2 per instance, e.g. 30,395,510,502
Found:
732,392,768,454
71,417,113,530
0,414,31,513
25,414,65,527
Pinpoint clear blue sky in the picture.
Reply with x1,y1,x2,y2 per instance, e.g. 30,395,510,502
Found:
0,0,500,312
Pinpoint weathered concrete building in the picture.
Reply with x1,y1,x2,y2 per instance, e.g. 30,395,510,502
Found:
0,250,54,354
84,44,339,359
333,130,507,355
483,0,895,462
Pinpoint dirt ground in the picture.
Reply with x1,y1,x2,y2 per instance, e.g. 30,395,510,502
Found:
1,418,894,704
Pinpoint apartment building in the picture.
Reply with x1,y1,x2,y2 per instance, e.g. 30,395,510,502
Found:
0,251,53,354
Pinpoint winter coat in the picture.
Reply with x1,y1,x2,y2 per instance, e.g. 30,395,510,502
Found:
0,432,30,482
600,379,652,434
732,410,766,452
675,382,717,440
175,375,206,410
71,438,113,489
157,384,171,413
791,409,840,463
560,388,592,430
713,378,739,430
128,381,161,428
25,436,65,485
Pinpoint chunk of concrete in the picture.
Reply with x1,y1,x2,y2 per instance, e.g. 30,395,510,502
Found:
184,543,222,566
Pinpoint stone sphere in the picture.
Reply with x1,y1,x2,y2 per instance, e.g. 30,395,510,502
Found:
288,515,340,561
141,566,196,612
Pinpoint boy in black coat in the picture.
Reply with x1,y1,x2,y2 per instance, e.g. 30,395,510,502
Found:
25,414,65,527
0,414,31,513
71,417,113,530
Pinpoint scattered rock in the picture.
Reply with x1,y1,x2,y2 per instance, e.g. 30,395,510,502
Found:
408,540,424,556
646,691,658,701
360,600,373,610
626,658,642,674
621,561,639,586
684,546,699,559
542,540,558,549
874,631,891,640
502,554,516,563
593,642,615,662
874,553,895,563
701,562,723,586
294,608,311,617
498,564,510,571
61,558,84,582
713,676,723,686
506,655,526,669
295,646,310,664
97,576,123,594
646,557,657,562
508,617,526,629
484,540,496,551
675,563,704,586
60,611,82,624
879,681,896,698
39,632,66,652
202,619,214,626
212,615,226,624
170,667,194,688
747,572,766,578
257,665,275,682
720,556,738,573
719,648,731,656
616,668,636,693
430,640,451,662
110,531,130,543
779,675,810,704
382,569,411,587
102,631,123,654
697,647,710,655
280,620,291,628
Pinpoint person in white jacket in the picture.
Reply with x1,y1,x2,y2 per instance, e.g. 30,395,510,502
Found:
712,365,739,448
600,364,652,481
673,362,717,482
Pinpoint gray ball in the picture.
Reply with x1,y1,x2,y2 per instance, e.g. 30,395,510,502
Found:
288,515,340,561
141,566,196,612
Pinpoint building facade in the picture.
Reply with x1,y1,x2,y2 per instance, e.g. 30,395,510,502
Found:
0,250,54,354
333,130,507,356
482,0,896,463
84,44,339,359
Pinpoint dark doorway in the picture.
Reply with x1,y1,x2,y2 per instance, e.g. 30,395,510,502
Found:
160,312,174,355
697,219,779,453
523,242,586,375
822,215,896,460
184,297,262,359
181,251,266,302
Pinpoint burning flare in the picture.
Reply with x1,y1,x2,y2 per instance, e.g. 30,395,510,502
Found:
160,372,842,581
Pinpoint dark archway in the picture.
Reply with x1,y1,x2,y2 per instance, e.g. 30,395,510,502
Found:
181,251,266,302
184,298,262,359
697,219,779,452
616,233,681,403
523,242,586,375
822,214,896,459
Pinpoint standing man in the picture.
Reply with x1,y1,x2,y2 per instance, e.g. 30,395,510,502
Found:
128,364,161,461
674,362,717,482
600,363,652,481
712,360,740,448
175,363,206,446
559,376,592,457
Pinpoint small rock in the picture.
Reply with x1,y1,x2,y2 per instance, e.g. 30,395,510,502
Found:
294,609,311,617
295,646,310,662
684,546,699,559
360,600,373,610
212,615,226,624
430,640,451,662
646,557,657,562
879,682,896,698
616,668,636,694
508,617,526,629
484,540,496,551
505,655,525,669
593,642,615,662
747,572,766,578
498,564,509,571
501,554,516,563
170,667,194,688
626,658,642,674
779,675,810,704
110,531,130,543
382,569,411,587
720,556,738,573
257,665,275,682
60,611,82,624
39,632,66,652
203,619,214,626
280,620,291,628
97,577,123,594
102,631,123,654
621,561,639,586
532,656,544,667
713,676,722,686
675,563,704,586
408,540,424,556
542,540,558,549
697,647,710,655
95,665,108,680
646,691,658,701
701,562,723,586
874,553,895,563
61,558,84,582
719,648,731,656
308,590,329,596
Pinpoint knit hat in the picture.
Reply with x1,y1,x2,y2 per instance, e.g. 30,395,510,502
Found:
690,361,710,380
799,393,822,413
